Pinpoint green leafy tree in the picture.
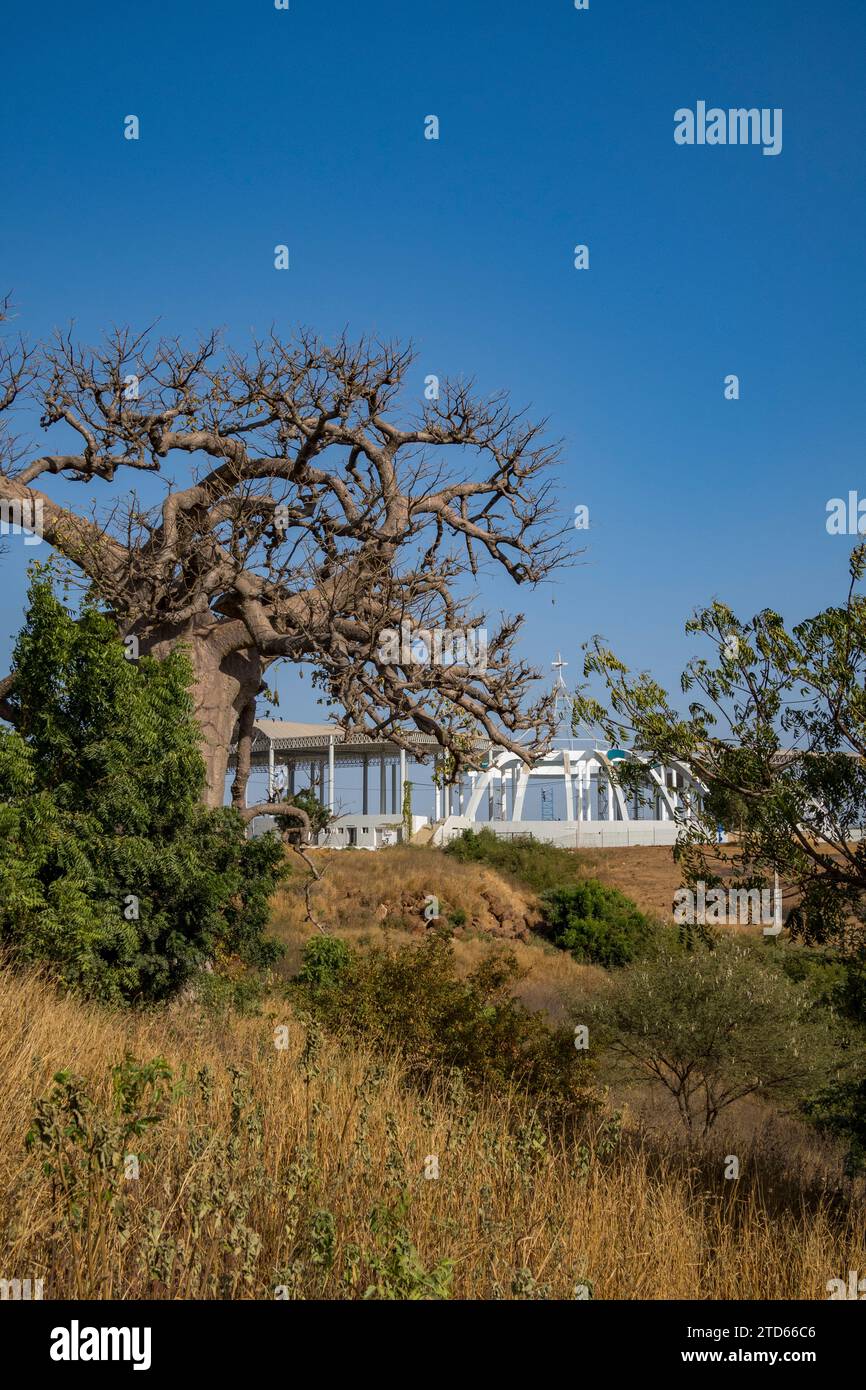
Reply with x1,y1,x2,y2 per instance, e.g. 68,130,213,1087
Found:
573,546,866,942
0,569,286,1002
574,552,866,1161
581,939,846,1136
276,786,331,841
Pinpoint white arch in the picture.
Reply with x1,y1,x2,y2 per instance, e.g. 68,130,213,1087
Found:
457,744,703,830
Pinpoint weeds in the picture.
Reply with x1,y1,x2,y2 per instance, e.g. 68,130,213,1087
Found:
1,966,862,1299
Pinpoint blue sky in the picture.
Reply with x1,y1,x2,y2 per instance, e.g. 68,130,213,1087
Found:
1,0,864,785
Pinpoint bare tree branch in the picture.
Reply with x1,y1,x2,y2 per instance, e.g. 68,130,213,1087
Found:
0,314,574,802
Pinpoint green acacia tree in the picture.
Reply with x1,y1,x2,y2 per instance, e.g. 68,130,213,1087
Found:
581,939,844,1137
573,545,866,941
0,568,286,1003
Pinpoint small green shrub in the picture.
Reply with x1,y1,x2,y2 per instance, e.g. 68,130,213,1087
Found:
26,1055,175,1294
195,969,269,1018
276,787,331,840
544,881,658,968
362,1193,453,1300
778,945,849,1007
291,933,594,1119
770,943,866,1169
803,1074,866,1176
297,936,351,989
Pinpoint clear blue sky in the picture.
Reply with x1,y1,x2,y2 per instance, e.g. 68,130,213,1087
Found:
1,0,864,748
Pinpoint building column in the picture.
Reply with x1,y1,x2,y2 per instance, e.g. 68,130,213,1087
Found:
267,741,274,800
391,760,397,813
328,738,335,814
362,754,369,814
399,747,407,812
288,761,295,797
564,755,576,823
379,755,387,814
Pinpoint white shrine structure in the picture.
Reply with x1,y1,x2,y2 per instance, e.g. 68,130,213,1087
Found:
229,655,706,849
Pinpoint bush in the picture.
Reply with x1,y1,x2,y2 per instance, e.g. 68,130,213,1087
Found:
803,1074,866,1175
581,937,847,1135
297,935,351,989
779,945,866,1170
291,933,594,1119
443,829,656,965
276,787,331,840
0,572,286,1003
543,881,658,968
443,828,587,894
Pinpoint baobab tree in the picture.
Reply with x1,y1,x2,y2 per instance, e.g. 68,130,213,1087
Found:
0,306,567,809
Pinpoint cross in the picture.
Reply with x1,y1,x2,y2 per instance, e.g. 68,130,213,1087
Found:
552,652,569,723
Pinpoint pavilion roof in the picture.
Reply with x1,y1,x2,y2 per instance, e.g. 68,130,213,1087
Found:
244,719,448,752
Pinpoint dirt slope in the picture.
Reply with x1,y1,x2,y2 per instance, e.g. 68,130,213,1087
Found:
574,845,686,920
268,844,605,1022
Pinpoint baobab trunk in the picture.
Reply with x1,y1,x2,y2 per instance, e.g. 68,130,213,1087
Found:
145,624,262,809
191,663,254,807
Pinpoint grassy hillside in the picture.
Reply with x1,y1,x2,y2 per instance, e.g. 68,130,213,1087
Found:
2,837,864,1300
269,843,605,1023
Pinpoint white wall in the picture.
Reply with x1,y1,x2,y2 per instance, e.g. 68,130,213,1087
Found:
433,815,680,849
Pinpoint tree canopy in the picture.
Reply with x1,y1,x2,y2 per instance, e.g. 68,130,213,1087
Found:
573,545,866,942
0,568,285,1002
0,305,569,804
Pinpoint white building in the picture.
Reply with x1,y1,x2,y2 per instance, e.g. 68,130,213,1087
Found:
430,739,703,849
228,719,704,850
228,719,438,849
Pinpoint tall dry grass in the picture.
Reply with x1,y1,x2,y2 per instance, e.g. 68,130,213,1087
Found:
1,964,862,1300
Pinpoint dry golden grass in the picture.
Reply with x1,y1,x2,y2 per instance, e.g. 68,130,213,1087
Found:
573,843,796,926
270,844,605,1024
1,963,862,1300
273,844,543,942
581,841,866,949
